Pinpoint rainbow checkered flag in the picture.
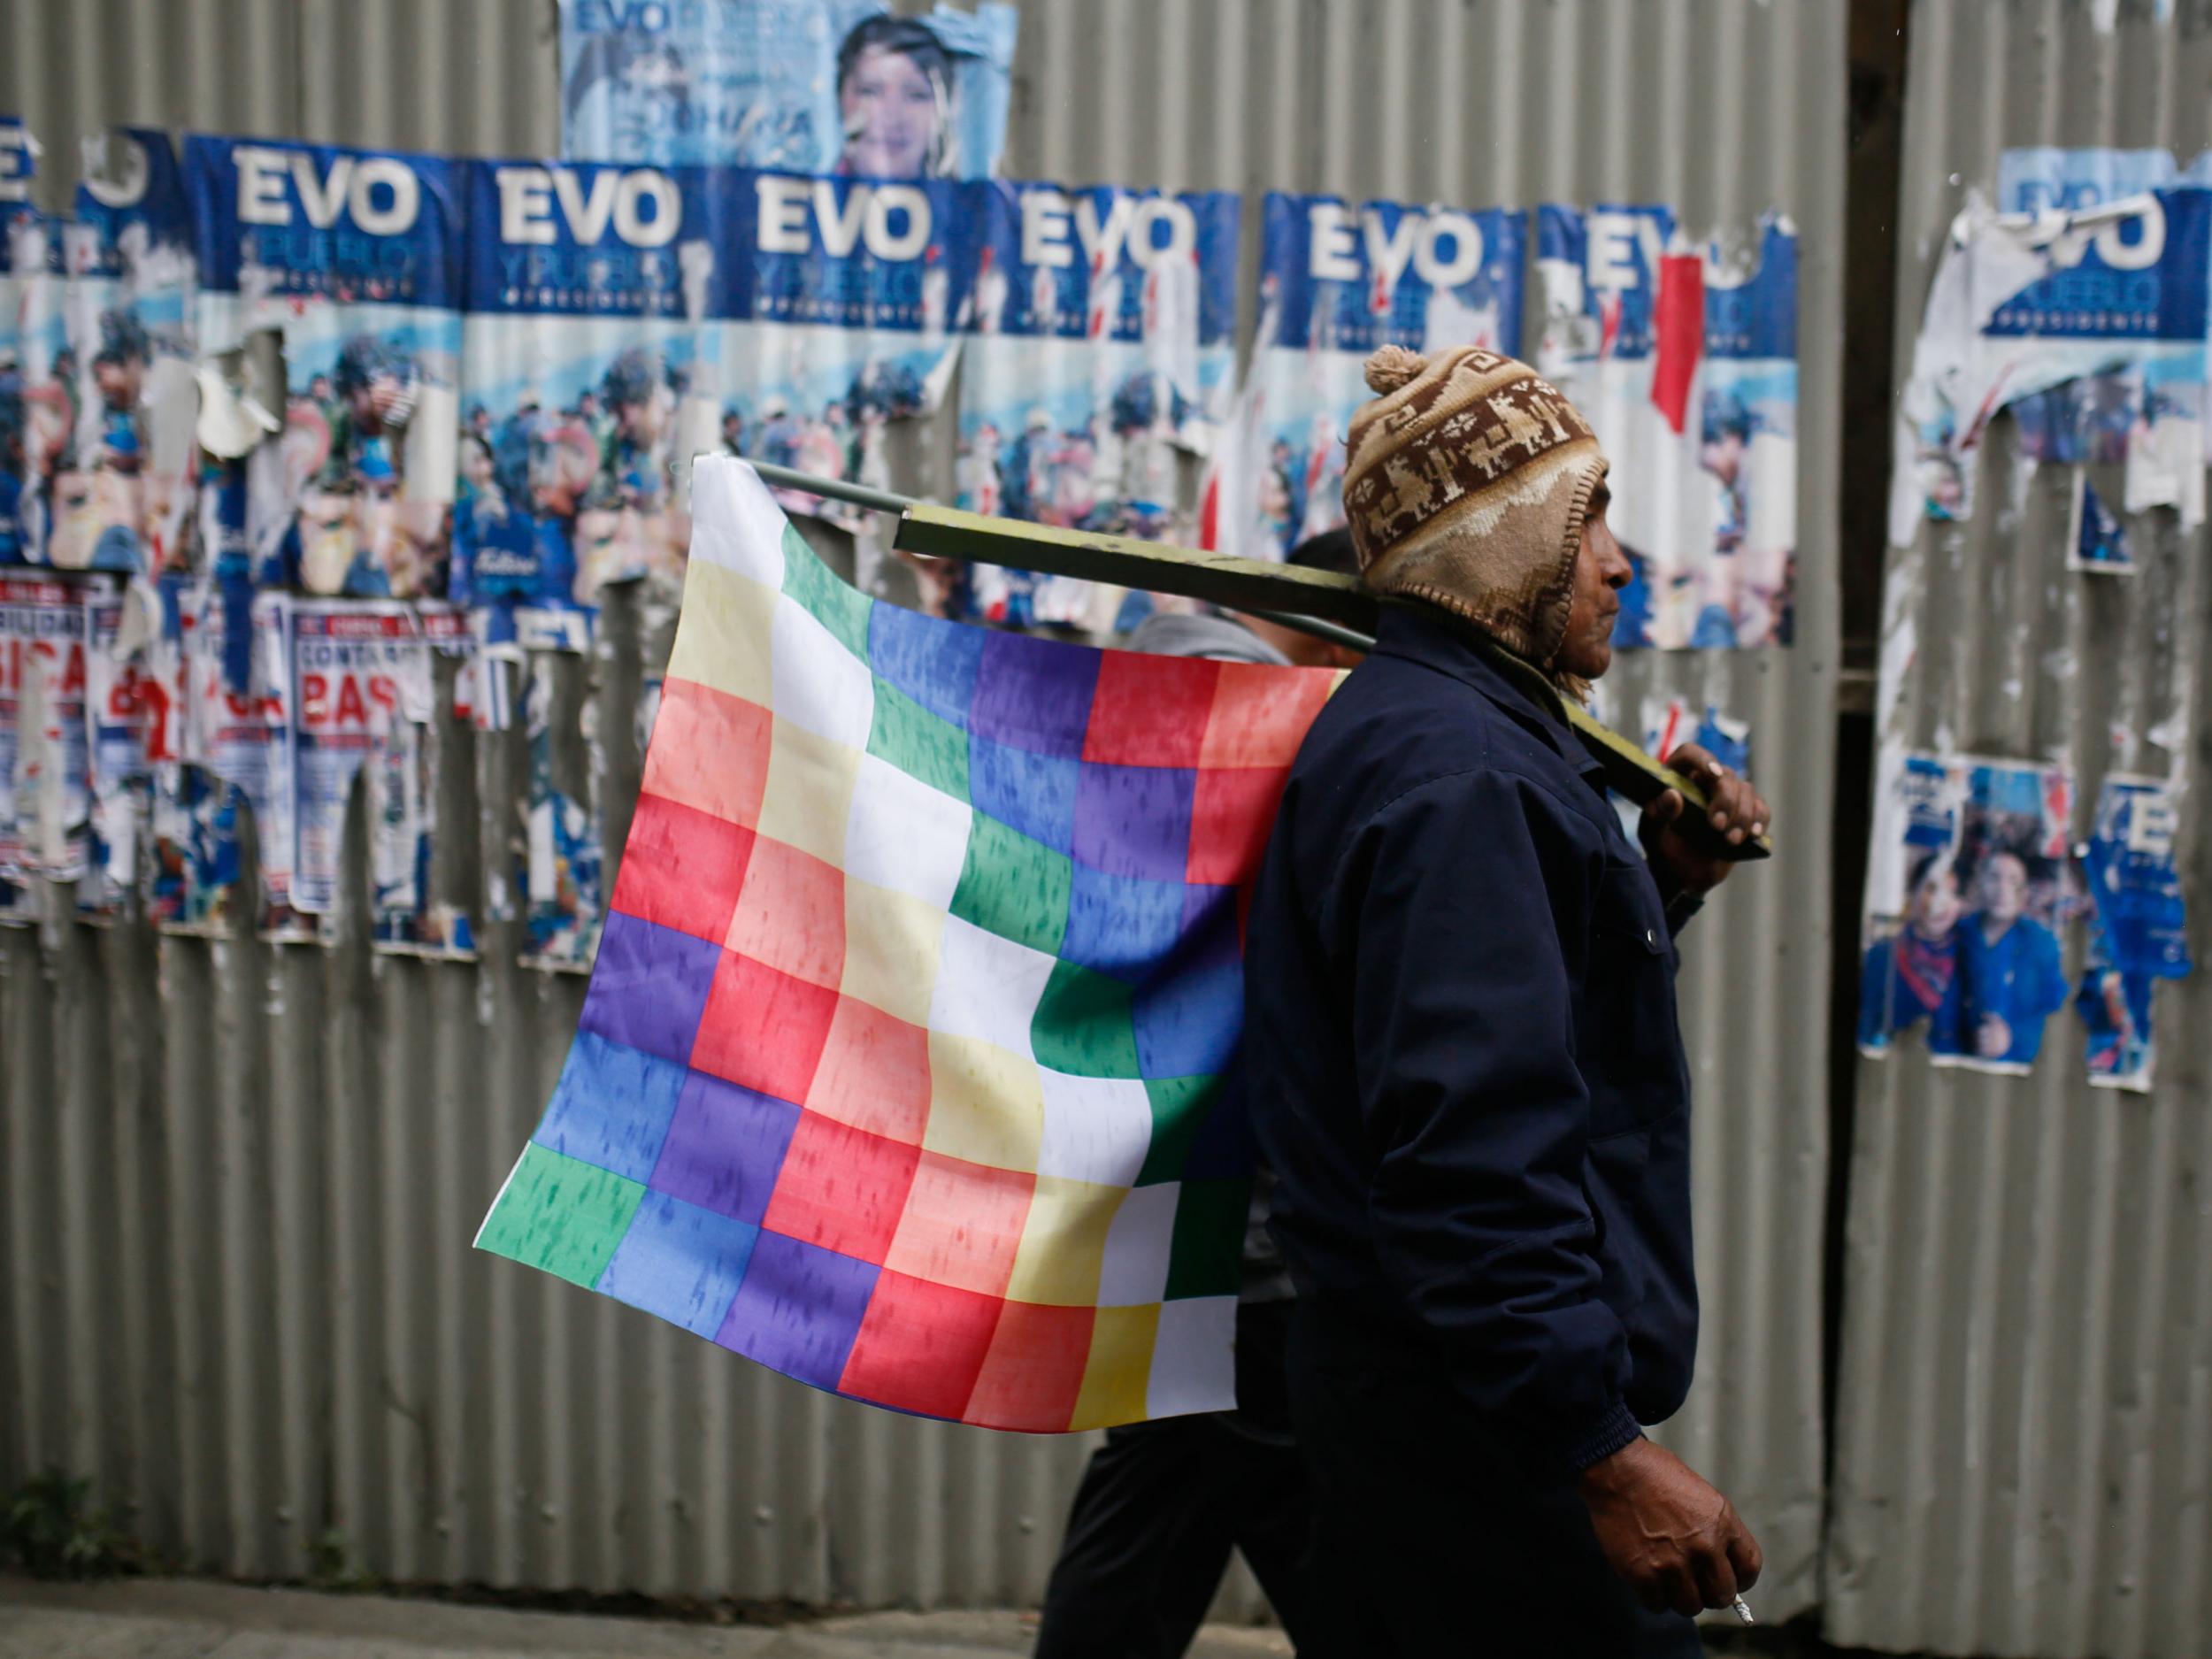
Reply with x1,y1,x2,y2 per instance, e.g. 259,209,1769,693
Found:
477,458,1340,1431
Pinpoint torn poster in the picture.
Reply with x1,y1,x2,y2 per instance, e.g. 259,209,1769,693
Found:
956,183,1240,626
1,119,43,566
370,603,476,957
1859,752,2076,1075
729,169,974,530
2070,472,2135,572
519,652,605,972
558,0,1017,180
0,575,95,918
1891,187,2212,541
186,134,463,599
282,597,465,949
458,160,741,623
1208,193,1525,568
1538,207,1799,649
79,580,155,919
54,127,198,576
2075,776,2191,1092
166,589,300,934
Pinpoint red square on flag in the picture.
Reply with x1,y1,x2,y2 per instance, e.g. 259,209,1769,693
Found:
611,795,756,942
808,997,933,1146
691,951,841,1105
883,1151,1035,1297
643,679,774,829
760,1110,923,1263
726,836,847,991
963,1301,1094,1432
1187,765,1292,887
1197,663,1337,770
1082,651,1220,770
837,1269,1005,1422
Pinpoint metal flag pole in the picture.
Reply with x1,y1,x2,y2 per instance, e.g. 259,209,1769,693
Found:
744,460,1769,861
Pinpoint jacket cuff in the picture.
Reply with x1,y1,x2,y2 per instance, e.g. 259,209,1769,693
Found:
1663,887,1704,937
1563,1400,1644,1471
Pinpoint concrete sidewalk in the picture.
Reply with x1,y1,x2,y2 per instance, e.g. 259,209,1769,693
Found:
0,1578,1294,1659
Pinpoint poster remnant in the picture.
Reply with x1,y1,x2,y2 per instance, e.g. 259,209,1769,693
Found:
1538,207,1799,649
2075,776,2190,1092
2069,472,2135,572
1210,193,1524,569
58,127,198,576
0,575,95,918
1859,754,2077,1075
559,0,1017,180
958,182,1239,626
1890,187,2211,540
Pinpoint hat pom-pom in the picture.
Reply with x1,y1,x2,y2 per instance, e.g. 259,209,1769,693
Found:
1363,344,1428,396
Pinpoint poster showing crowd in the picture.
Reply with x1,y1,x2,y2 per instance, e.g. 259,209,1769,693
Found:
1890,183,2212,540
457,158,739,627
1858,754,2085,1078
559,0,1017,181
730,166,975,529
956,181,1239,626
186,134,464,601
46,127,200,578
1208,193,1525,567
1536,206,1799,649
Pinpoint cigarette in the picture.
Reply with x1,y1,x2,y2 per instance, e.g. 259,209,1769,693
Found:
1731,1594,1755,1625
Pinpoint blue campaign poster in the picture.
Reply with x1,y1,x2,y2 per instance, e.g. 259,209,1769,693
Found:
186,134,464,599
956,180,1239,625
1213,192,1524,565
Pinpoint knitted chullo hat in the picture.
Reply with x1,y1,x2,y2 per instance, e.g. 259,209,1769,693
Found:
1342,343,1609,669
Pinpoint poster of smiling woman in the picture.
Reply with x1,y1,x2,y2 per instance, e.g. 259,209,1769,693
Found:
560,0,1016,180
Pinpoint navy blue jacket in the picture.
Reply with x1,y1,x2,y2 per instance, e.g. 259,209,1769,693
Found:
1244,605,1699,1472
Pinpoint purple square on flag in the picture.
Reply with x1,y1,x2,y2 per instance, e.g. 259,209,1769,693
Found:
579,913,724,1065
595,1191,760,1339
869,599,984,726
1133,894,1242,1077
649,1071,804,1225
1072,762,1196,882
1064,867,1188,980
715,1230,880,1391
533,1031,688,1184
970,630,1100,757
971,734,1083,853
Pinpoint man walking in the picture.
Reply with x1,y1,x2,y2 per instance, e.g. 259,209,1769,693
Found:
1246,345,1770,1655
1031,531,1362,1659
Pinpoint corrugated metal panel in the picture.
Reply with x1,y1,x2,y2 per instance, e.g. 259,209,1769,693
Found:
1828,3,2212,1656
0,0,1842,1621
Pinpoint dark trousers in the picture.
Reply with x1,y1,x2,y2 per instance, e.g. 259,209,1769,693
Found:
1285,1298,1706,1659
1033,1301,1312,1658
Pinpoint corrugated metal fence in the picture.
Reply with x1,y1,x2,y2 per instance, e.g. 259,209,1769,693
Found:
0,0,1841,1624
1827,4,2212,1657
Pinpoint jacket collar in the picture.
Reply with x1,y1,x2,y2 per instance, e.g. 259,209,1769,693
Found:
1371,601,1608,787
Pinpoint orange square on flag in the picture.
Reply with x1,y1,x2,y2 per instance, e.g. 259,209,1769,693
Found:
726,836,847,991
643,679,774,828
1197,663,1337,769
964,1301,1095,1432
807,997,933,1146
